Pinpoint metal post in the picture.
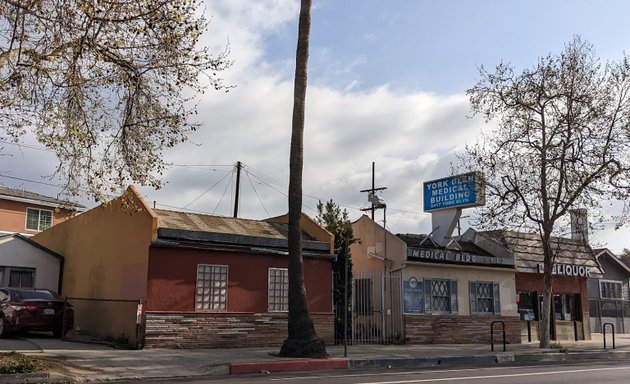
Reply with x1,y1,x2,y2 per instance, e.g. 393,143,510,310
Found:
343,237,349,357
603,322,616,349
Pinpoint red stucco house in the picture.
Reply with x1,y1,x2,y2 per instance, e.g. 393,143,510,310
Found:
34,187,335,348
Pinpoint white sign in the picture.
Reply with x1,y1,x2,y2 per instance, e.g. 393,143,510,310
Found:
537,263,591,277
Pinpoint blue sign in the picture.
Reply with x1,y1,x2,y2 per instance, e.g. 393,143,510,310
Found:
423,172,484,212
403,278,424,313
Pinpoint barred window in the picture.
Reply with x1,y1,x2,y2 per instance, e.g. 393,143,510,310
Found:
431,280,451,312
26,208,53,231
470,281,500,315
268,268,288,312
600,280,623,300
424,278,458,314
195,264,228,311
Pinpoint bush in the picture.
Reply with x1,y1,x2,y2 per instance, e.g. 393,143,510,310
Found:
0,352,44,374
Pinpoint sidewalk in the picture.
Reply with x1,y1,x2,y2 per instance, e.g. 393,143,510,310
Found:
2,333,630,383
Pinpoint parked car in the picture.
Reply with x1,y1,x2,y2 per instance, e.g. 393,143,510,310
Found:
0,288,74,338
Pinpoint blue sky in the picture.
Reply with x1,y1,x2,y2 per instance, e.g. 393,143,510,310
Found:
265,1,630,94
4,0,630,251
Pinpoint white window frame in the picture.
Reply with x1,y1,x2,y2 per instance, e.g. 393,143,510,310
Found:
195,264,228,311
25,207,53,231
600,279,623,300
268,268,289,312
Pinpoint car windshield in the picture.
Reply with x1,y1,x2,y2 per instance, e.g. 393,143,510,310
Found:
15,290,57,300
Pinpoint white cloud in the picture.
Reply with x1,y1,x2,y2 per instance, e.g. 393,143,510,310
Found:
5,0,630,250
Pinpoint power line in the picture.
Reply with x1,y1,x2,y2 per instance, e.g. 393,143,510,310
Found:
182,170,233,209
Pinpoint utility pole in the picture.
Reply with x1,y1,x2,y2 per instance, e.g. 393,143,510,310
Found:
233,161,242,218
360,162,387,220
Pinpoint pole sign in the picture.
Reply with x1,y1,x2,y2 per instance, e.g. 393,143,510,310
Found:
423,172,485,212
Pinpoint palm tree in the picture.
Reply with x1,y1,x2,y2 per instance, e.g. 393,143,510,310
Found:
279,0,327,358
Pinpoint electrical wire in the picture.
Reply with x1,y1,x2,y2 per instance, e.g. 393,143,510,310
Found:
213,171,234,215
245,169,270,217
182,170,233,209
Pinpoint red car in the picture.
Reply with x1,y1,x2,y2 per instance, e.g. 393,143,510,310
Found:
0,288,74,338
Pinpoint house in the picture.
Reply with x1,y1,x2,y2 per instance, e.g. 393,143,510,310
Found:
0,233,63,291
32,186,334,348
350,215,520,345
0,186,83,236
587,249,630,334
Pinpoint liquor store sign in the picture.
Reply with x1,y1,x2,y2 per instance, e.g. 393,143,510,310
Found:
423,172,485,212
537,263,591,277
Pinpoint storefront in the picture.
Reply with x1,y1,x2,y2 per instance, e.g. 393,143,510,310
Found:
483,230,601,342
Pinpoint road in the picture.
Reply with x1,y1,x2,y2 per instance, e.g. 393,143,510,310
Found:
148,361,630,384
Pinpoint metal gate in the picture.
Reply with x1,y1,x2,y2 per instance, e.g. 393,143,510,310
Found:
334,270,404,344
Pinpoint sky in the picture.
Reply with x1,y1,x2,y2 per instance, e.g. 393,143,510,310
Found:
3,0,630,252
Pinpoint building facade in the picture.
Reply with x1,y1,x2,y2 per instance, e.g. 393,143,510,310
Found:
0,186,83,236
587,249,630,334
33,186,334,348
484,231,601,342
350,215,521,345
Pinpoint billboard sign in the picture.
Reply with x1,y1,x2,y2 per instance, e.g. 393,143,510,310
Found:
423,172,485,212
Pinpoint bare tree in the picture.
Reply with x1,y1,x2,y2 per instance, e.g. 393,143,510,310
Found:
459,36,630,348
279,0,327,358
0,0,230,201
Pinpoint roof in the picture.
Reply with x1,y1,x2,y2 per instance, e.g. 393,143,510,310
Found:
0,233,64,261
0,186,85,210
397,233,493,256
397,231,515,268
154,209,331,255
482,230,600,273
593,248,630,275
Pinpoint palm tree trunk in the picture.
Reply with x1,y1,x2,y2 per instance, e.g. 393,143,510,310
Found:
279,0,327,358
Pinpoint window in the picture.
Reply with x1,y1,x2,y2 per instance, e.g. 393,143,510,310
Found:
268,268,288,312
600,280,623,300
554,293,579,321
355,278,374,315
26,208,53,231
8,268,35,288
424,279,458,314
469,281,500,315
195,264,228,311
517,292,537,320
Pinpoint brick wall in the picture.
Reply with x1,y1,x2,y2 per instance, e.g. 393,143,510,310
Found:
144,312,333,349
405,315,521,344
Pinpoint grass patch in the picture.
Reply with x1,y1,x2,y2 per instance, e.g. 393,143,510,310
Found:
0,351,44,374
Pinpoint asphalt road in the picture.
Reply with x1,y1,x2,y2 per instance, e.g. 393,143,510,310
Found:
154,361,630,384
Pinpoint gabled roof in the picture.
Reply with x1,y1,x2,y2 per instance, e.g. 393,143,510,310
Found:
482,230,600,272
0,233,64,261
593,248,630,275
154,209,331,255
0,186,85,210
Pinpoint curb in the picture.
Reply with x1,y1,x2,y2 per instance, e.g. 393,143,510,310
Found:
0,373,49,384
349,354,515,370
230,358,349,375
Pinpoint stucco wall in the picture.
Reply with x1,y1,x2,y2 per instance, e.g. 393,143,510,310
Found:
0,199,75,235
403,262,517,316
146,246,332,313
32,187,156,300
351,215,406,274
0,237,61,290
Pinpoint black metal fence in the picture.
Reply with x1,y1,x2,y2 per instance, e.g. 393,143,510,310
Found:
588,299,630,334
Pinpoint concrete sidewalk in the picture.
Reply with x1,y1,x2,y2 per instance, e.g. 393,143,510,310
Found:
2,333,630,383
